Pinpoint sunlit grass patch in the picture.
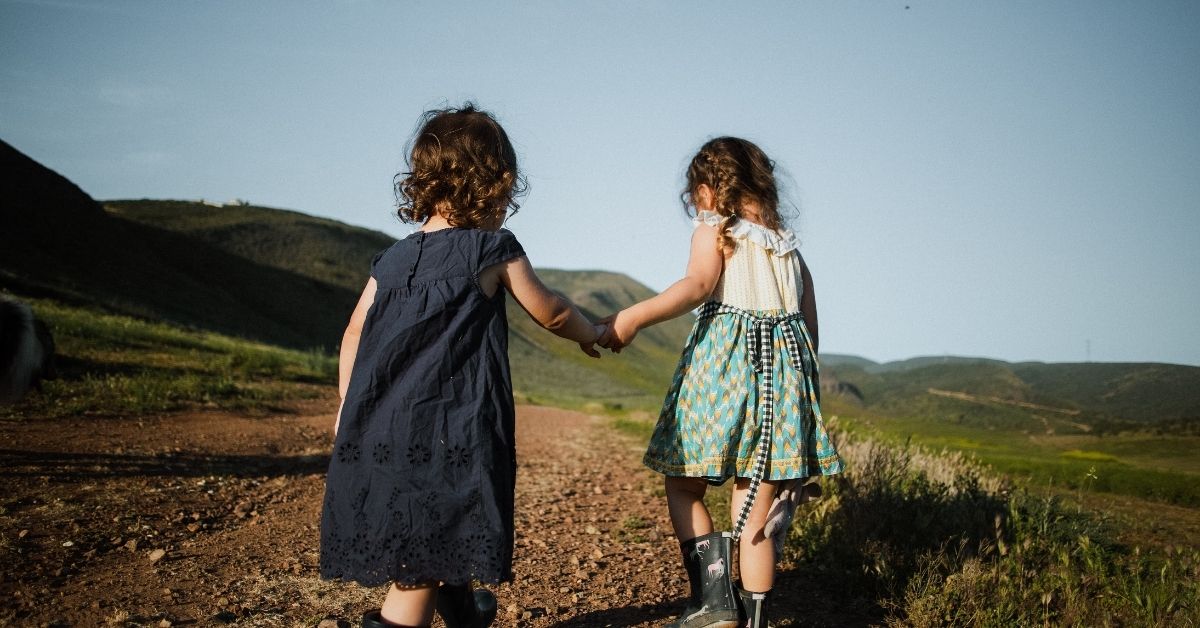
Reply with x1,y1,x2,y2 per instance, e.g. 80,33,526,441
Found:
3,295,337,419
839,412,1200,508
1061,449,1120,463
611,415,655,440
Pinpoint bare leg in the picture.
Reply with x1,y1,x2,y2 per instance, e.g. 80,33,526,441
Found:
380,581,437,626
665,476,713,541
730,478,780,592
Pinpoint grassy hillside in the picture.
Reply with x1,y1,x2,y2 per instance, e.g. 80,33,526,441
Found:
1012,361,1200,425
102,201,692,411
105,199,394,293
816,352,1200,507
0,295,336,420
822,358,1200,506
826,358,1200,427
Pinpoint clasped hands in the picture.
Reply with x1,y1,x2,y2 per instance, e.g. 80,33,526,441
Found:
578,310,638,358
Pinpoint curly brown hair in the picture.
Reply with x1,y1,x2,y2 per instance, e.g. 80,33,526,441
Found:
682,137,782,253
394,104,526,228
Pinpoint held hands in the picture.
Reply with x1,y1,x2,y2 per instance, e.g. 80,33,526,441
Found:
597,310,639,353
578,324,611,358
576,310,639,357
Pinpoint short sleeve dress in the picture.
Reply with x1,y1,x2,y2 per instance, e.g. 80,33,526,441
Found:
320,227,526,587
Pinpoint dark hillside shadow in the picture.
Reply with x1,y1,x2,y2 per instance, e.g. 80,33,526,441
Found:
1,143,359,351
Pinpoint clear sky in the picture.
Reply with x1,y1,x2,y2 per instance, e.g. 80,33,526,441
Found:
3,0,1198,366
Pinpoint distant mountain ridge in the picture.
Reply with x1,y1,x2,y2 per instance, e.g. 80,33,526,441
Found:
822,355,1200,428
822,354,1008,374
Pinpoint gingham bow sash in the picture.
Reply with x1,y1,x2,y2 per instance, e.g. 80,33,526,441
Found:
697,301,813,541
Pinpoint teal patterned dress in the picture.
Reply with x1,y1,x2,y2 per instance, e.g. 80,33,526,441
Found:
643,213,843,483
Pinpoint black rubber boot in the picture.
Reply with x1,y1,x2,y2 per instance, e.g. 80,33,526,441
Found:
665,531,740,628
737,586,772,628
436,583,497,628
361,609,429,628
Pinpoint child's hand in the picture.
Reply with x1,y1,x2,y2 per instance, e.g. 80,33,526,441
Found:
578,323,608,359
598,310,639,352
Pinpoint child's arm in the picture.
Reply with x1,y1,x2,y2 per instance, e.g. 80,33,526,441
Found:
798,254,818,353
495,256,604,356
604,224,724,350
334,277,378,435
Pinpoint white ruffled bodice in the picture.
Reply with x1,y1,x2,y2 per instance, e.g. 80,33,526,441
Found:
693,210,804,312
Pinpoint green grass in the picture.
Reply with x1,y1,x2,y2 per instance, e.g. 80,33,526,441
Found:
2,295,337,419
611,415,657,440
828,395,1200,508
1060,449,1120,462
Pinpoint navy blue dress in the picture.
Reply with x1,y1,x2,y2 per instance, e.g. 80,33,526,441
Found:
320,227,525,587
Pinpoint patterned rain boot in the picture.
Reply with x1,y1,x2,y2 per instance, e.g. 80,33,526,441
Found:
736,586,772,628
665,531,740,628
436,582,497,628
361,609,429,628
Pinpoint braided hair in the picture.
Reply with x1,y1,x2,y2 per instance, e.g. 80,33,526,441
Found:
682,137,781,254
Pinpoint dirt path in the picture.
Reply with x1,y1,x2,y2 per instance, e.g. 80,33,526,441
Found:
0,402,856,627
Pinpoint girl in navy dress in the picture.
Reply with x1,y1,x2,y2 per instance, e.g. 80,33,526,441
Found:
320,104,606,628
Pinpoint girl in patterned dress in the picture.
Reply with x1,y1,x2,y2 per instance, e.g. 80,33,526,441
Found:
321,104,608,628
601,137,843,627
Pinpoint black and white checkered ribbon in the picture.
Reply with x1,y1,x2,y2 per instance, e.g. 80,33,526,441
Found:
697,301,809,541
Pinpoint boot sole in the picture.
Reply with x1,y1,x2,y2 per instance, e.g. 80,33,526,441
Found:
681,617,740,628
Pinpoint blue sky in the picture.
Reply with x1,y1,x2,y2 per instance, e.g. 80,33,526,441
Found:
2,0,1198,366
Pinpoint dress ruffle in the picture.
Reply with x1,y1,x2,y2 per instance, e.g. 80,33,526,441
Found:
692,210,798,256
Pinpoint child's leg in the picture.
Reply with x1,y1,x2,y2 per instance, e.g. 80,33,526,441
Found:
379,581,437,626
730,478,781,592
663,476,741,626
665,476,713,540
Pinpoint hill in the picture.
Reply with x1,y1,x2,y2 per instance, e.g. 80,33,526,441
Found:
105,199,394,293
102,200,692,409
823,358,1200,429
1,141,690,410
103,200,696,408
0,140,359,350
